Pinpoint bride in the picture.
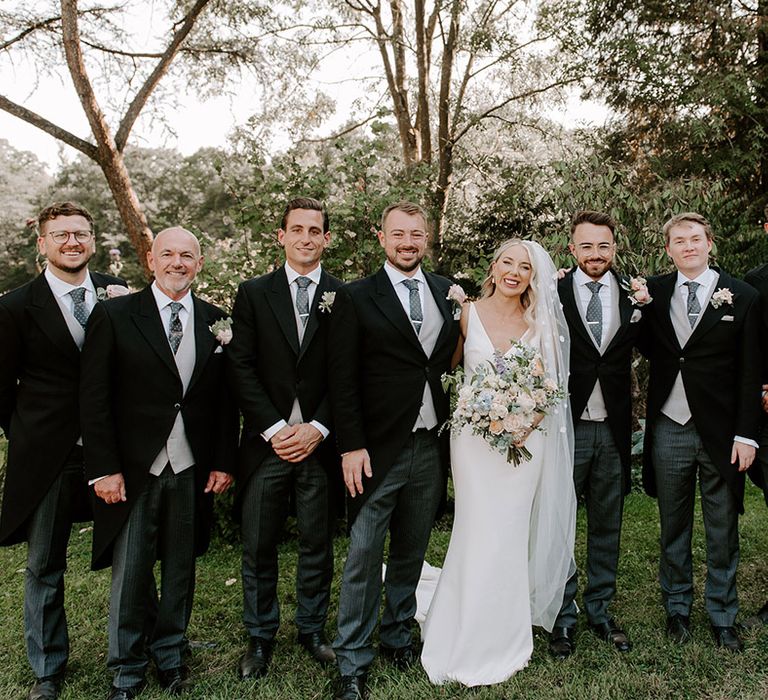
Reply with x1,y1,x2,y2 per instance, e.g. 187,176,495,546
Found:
419,238,577,686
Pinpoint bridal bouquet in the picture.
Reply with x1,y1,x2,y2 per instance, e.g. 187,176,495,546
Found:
441,343,565,466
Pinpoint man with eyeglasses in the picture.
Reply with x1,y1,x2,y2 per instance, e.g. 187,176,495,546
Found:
0,202,126,700
550,210,644,659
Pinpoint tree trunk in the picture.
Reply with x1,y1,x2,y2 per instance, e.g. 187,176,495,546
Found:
61,0,153,277
757,0,768,200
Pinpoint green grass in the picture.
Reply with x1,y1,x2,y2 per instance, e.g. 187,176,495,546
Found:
2,449,768,699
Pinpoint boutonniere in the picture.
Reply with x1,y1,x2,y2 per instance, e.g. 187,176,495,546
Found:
710,288,734,309
446,284,468,320
96,284,130,301
209,317,233,345
620,276,652,306
318,291,336,313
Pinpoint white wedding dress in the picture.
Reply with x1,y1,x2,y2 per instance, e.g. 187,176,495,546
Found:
419,301,576,687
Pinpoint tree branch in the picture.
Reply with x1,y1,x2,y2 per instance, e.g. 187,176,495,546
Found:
0,15,61,52
114,0,212,152
299,110,384,142
0,93,98,159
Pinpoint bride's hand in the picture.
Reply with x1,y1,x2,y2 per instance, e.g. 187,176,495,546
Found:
514,413,544,447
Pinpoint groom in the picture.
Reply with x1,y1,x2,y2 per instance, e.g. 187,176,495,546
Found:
328,201,459,700
640,212,761,652
552,210,643,658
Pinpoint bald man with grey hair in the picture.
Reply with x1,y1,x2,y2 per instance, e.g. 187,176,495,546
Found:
81,227,238,700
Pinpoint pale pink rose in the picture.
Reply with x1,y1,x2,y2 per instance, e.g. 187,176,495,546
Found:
503,414,524,433
630,276,647,291
106,284,129,298
531,359,545,377
633,288,651,304
446,284,467,304
215,328,233,345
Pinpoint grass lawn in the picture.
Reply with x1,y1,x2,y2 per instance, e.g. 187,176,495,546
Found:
1,437,768,699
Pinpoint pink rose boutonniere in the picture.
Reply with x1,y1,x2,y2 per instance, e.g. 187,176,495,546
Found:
210,317,233,345
96,284,130,300
621,276,652,306
710,288,734,309
447,284,468,320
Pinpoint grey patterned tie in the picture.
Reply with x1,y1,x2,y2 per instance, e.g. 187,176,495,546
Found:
585,281,603,346
402,278,423,335
70,287,89,329
684,281,701,328
168,301,183,354
295,276,311,326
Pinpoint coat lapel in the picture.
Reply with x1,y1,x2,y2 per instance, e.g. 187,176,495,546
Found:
655,272,682,352
189,296,217,390
28,274,80,361
131,286,180,380
425,272,453,356
603,271,633,354
559,272,594,348
266,266,300,356
686,268,731,347
371,267,424,354
298,269,328,362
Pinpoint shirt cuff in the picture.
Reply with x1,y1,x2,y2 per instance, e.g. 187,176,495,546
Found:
262,420,288,442
310,420,329,440
734,435,759,449
88,475,109,486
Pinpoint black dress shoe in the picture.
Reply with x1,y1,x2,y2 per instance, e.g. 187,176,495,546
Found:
107,683,145,700
335,674,367,700
548,626,576,659
27,674,63,700
157,666,191,695
666,614,692,644
742,600,768,628
238,637,274,679
298,631,336,664
379,643,419,670
589,617,632,652
712,625,743,653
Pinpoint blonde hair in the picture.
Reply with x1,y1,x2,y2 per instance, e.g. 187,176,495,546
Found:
480,238,538,327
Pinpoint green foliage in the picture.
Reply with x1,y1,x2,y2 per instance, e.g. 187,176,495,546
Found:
0,139,51,293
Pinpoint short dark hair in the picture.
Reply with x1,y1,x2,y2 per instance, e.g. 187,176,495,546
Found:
380,201,430,232
280,197,329,233
662,212,712,243
570,210,616,239
37,201,94,232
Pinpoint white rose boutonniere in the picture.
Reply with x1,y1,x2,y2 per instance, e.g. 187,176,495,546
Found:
710,288,734,309
96,284,130,301
210,317,233,345
620,276,652,306
446,284,468,320
318,291,336,314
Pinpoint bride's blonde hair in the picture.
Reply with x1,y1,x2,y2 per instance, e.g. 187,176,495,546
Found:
480,238,538,327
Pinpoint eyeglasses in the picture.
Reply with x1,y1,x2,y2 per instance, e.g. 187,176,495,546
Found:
575,243,614,254
46,230,93,244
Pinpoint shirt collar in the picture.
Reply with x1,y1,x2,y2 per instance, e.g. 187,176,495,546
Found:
574,267,610,288
676,267,715,288
44,266,95,299
383,261,426,288
151,281,193,314
284,262,322,286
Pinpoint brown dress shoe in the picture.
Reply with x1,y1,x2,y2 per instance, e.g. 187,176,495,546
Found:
298,631,336,664
589,617,632,652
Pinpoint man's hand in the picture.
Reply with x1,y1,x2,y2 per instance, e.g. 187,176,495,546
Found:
205,470,233,494
341,449,372,497
762,384,768,413
94,473,126,504
272,423,323,463
731,441,756,472
556,266,573,280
